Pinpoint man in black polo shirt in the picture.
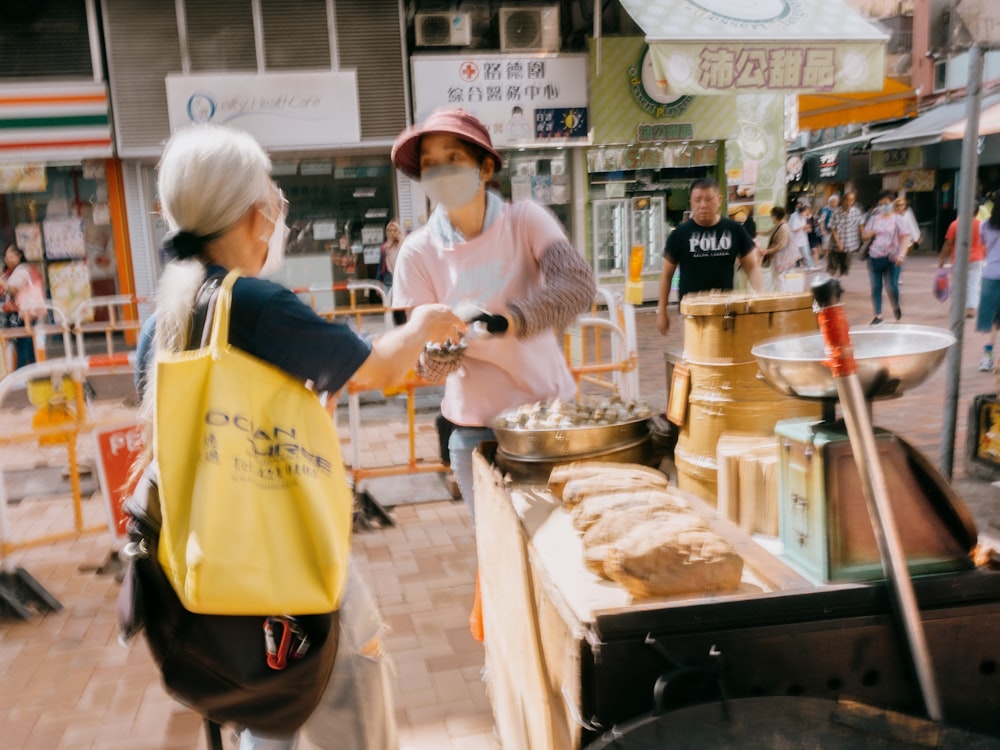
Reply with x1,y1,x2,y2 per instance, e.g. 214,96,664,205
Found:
656,178,764,335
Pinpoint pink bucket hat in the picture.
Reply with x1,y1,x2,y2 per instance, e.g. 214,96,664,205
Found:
391,108,503,180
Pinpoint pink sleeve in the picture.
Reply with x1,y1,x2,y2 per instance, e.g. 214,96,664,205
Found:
390,239,437,308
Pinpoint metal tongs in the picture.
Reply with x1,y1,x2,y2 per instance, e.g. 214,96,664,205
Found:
454,302,509,342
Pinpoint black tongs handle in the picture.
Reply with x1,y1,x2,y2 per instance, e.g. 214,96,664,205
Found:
469,312,509,334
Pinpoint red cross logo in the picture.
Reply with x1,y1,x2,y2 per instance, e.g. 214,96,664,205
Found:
459,61,479,82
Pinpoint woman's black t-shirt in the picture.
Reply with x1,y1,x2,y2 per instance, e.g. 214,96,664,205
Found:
136,267,372,397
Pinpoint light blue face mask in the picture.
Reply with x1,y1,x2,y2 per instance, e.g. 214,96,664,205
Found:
421,164,482,210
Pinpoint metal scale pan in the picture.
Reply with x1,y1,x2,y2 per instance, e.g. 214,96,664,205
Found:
751,324,955,402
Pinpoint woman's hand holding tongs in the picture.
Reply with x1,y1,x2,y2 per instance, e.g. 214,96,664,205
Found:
454,302,511,339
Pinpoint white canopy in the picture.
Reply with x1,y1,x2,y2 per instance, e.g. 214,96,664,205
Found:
618,0,888,95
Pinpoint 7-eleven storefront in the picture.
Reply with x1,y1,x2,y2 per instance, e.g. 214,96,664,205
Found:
0,82,135,335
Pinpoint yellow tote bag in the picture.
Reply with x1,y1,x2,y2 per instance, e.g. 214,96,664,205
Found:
155,271,351,615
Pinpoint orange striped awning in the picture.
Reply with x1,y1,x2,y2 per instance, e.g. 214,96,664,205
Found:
798,77,917,132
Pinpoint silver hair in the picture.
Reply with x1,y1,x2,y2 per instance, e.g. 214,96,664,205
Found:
156,124,273,237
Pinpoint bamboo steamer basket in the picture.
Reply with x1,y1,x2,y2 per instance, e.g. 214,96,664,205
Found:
675,291,822,505
681,291,817,365
673,447,719,504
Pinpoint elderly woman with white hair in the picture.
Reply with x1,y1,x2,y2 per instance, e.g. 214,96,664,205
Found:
130,124,464,750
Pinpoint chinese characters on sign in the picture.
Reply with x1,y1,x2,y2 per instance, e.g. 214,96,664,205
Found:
448,60,559,106
819,151,839,179
587,142,718,172
412,54,589,146
535,108,588,139
698,46,836,90
636,123,694,142
870,147,922,174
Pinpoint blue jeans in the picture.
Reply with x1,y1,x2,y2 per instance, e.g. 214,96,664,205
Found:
448,426,496,524
239,561,398,750
867,255,900,317
14,334,35,368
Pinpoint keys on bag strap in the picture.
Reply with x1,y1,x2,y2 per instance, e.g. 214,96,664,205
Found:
263,616,310,670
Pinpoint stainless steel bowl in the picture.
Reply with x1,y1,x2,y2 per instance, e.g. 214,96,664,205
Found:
494,437,653,483
492,417,651,459
752,324,955,401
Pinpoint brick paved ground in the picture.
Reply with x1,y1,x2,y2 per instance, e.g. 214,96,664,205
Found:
0,252,997,748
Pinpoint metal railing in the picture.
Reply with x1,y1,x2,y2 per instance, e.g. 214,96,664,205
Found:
565,288,640,401
72,294,147,359
0,304,73,373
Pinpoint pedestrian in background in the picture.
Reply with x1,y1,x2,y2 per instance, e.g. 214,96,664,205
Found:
656,177,764,335
894,194,921,256
819,194,839,259
0,244,46,368
829,191,864,277
975,201,1000,372
937,202,985,321
760,206,796,291
788,201,815,269
376,219,402,296
807,203,824,265
862,190,910,325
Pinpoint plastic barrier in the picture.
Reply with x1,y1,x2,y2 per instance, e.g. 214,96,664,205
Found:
567,316,638,401
0,303,73,372
290,281,443,526
0,352,133,618
565,288,640,401
291,280,392,332
72,294,147,358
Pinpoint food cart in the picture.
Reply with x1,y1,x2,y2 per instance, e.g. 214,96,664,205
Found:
472,292,1000,748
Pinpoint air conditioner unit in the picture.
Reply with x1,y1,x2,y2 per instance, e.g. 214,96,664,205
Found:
415,11,472,47
499,5,561,53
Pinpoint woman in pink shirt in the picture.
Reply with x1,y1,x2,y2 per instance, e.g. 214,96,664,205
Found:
1,245,46,367
390,108,596,521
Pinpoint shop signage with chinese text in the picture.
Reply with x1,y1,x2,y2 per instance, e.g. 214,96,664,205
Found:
635,123,694,142
818,150,839,178
411,54,589,147
870,147,923,174
618,0,887,95
587,142,718,172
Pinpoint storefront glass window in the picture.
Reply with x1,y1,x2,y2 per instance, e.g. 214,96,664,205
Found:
588,165,714,278
271,156,394,302
0,163,118,323
493,149,574,245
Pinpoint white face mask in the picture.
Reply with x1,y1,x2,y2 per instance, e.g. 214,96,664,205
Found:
259,210,289,277
421,165,483,210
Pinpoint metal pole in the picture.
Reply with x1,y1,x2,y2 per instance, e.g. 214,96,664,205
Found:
940,44,984,478
813,279,942,721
